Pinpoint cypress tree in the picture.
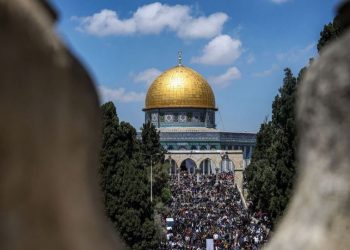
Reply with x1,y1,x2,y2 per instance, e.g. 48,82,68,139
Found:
247,68,298,225
317,13,344,52
140,121,165,164
140,122,171,208
99,102,165,249
247,12,346,227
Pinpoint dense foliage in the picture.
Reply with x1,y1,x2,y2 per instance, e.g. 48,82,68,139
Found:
247,12,346,227
246,68,300,225
317,13,344,52
99,102,170,249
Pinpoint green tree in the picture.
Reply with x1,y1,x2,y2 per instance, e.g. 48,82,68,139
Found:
247,11,346,227
247,68,298,225
140,122,165,164
317,14,344,52
100,102,120,201
140,122,171,211
246,121,274,211
99,102,166,249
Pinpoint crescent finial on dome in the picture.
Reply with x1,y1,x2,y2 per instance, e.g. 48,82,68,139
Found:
178,51,182,66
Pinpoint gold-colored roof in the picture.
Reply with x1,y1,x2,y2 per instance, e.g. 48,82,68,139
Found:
144,65,216,110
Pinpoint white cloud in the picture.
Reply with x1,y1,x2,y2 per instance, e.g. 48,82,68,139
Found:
270,0,291,4
276,42,315,62
98,85,145,103
73,10,135,36
133,68,162,85
253,64,279,78
133,3,189,34
73,3,228,39
209,67,241,88
191,35,242,65
177,13,228,39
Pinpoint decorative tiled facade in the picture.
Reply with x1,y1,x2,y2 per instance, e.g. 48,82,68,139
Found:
145,108,216,128
159,130,256,160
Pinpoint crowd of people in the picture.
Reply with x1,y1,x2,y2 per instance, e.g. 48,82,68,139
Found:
165,172,269,249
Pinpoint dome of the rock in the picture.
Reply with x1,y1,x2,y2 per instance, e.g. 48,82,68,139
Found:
140,55,256,173
144,65,216,110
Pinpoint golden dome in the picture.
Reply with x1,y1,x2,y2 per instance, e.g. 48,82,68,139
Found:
144,65,216,110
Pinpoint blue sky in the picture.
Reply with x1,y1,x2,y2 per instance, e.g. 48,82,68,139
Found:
50,0,339,132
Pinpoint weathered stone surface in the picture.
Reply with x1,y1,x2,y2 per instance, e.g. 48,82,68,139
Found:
0,0,123,249
265,5,350,250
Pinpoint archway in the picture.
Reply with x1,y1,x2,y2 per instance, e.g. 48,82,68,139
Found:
199,158,214,175
180,158,196,174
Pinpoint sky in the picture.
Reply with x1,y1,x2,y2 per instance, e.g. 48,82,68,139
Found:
50,0,340,132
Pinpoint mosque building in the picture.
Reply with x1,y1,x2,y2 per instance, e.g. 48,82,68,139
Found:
142,53,256,185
